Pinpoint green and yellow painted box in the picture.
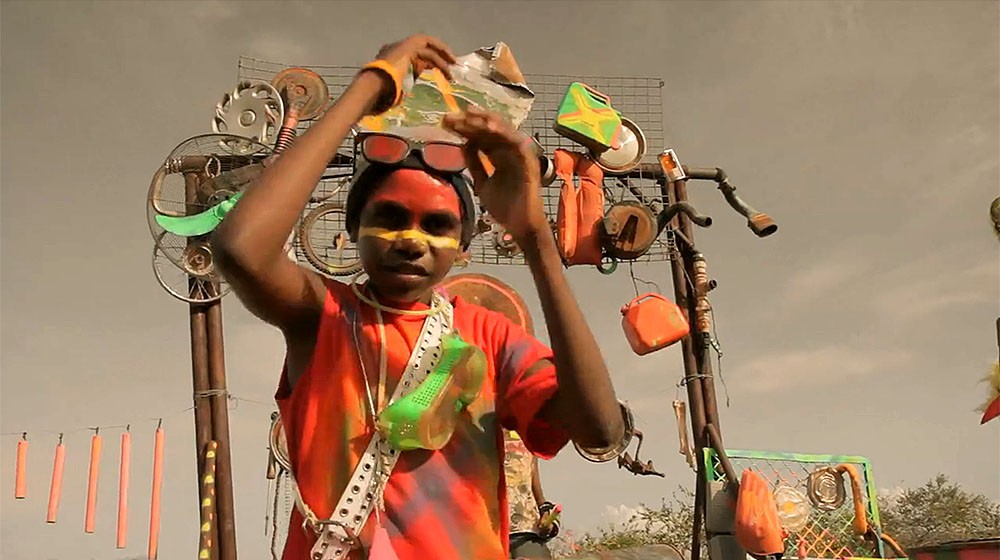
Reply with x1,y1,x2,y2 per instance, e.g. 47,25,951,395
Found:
553,82,623,153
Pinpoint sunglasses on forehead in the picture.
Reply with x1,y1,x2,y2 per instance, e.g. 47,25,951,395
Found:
356,132,467,174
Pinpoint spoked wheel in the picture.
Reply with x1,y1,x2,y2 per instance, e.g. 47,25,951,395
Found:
147,134,270,272
298,201,362,277
152,232,231,304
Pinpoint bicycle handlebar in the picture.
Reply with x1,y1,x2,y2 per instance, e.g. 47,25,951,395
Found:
619,163,777,238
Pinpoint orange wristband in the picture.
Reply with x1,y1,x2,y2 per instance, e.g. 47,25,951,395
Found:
360,59,403,114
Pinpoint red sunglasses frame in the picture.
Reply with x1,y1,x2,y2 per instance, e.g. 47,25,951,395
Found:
355,132,467,174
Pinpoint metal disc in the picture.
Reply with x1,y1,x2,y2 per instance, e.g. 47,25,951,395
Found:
807,467,847,511
437,273,534,335
152,238,231,304
212,80,284,144
593,117,647,174
272,67,329,121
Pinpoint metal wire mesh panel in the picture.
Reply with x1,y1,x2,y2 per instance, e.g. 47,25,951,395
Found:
238,57,673,268
705,449,886,559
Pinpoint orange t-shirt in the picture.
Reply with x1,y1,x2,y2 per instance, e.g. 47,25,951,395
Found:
275,280,568,560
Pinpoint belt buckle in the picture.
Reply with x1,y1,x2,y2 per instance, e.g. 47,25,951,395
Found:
309,520,361,560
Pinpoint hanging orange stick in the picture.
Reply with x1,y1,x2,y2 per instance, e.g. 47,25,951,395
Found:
117,428,131,549
148,420,164,560
85,428,103,533
15,433,28,499
46,434,65,523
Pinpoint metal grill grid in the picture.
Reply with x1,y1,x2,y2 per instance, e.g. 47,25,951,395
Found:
705,449,886,559
238,57,674,269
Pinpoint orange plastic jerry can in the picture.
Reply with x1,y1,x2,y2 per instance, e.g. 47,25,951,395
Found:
620,293,690,356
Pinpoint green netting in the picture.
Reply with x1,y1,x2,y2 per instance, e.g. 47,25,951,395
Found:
704,449,886,559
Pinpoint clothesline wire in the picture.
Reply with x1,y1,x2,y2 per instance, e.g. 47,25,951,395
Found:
0,392,276,437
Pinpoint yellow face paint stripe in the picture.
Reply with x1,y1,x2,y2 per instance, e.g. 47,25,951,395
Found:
359,227,460,250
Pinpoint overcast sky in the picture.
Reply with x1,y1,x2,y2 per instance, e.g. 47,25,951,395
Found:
2,1,998,559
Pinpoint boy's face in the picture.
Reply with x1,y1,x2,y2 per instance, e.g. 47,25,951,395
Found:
357,169,463,302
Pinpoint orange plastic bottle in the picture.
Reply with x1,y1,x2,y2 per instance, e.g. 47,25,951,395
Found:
620,293,690,355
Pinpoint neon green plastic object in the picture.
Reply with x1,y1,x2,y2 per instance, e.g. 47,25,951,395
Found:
377,331,486,451
155,191,244,237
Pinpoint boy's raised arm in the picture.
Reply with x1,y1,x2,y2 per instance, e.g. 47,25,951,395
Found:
213,36,456,333
443,109,625,451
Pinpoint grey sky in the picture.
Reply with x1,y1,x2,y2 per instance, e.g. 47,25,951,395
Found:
2,1,998,559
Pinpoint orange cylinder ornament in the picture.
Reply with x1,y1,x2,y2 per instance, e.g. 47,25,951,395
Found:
117,428,131,549
148,421,164,560
14,433,28,499
46,434,66,523
85,428,103,533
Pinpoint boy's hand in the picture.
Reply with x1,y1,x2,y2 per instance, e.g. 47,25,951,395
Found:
371,34,456,91
442,108,548,243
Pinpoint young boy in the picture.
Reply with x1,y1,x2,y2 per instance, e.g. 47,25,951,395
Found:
214,35,625,560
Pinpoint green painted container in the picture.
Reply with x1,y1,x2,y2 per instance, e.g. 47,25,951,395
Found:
553,82,623,153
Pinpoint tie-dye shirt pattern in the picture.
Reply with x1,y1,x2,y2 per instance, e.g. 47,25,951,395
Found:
275,280,568,560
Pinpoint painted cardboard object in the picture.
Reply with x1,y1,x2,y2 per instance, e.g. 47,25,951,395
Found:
358,41,535,143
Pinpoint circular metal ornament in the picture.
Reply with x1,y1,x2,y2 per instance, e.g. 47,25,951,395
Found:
592,117,646,174
271,67,329,121
297,199,363,277
773,484,811,532
601,200,659,260
212,80,284,144
807,466,847,511
152,237,230,304
269,413,292,473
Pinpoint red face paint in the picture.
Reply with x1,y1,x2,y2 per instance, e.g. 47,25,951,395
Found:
367,168,462,230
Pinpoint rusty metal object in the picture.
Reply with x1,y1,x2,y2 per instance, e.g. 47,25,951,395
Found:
807,467,847,511
617,428,665,477
601,201,659,260
272,67,329,121
437,273,535,335
657,202,713,231
686,167,777,238
182,242,216,278
665,180,708,447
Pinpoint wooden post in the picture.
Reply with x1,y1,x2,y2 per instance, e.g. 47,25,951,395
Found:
185,171,225,560
206,302,237,560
